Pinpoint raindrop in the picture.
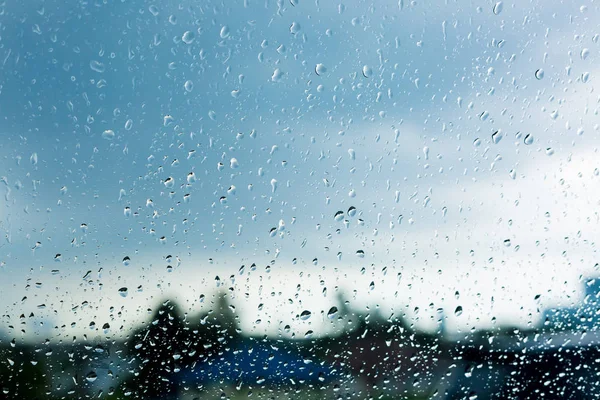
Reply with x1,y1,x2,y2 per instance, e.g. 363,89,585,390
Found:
523,134,534,145
491,130,503,144
473,138,482,147
315,63,327,76
327,307,338,319
271,68,284,82
300,310,312,320
102,130,115,140
362,65,373,78
290,22,301,34
182,31,195,44
85,371,98,383
546,148,554,156
356,249,365,258
220,26,230,39
184,80,194,92
347,206,357,217
122,256,130,266
334,211,344,221
118,287,128,297
90,60,105,73
535,69,544,80
455,306,463,316
581,48,590,60
492,1,503,15
230,158,239,169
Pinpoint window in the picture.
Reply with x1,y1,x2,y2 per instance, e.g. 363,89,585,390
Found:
1,1,597,399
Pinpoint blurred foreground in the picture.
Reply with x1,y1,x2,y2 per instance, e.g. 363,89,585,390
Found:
3,280,600,400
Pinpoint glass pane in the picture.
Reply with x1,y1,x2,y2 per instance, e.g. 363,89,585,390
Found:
1,0,597,399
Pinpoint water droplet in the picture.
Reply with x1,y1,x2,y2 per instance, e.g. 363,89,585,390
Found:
118,287,128,297
90,60,105,73
523,134,534,145
184,80,194,92
491,130,503,144
356,249,365,258
230,158,239,169
362,65,373,78
473,138,482,147
581,48,590,60
271,68,284,82
509,169,516,180
187,172,196,183
30,153,38,165
582,72,591,83
271,179,278,193
124,119,133,130
334,211,344,221
454,305,463,316
220,25,230,39
164,177,174,188
546,147,554,156
124,207,132,217
102,130,115,140
163,115,174,127
503,239,511,247
290,22,301,34
315,63,327,76
122,256,130,266
347,206,357,217
300,310,312,320
85,371,98,383
535,69,544,80
492,1,503,15
479,111,489,121
182,31,195,44
327,307,338,319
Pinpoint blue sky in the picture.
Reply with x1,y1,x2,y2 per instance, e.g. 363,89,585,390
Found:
2,0,600,341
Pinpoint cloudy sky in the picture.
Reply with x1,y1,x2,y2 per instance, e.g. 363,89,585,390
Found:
1,0,600,342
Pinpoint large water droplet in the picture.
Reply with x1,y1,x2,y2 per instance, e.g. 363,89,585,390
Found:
523,134,534,145
454,306,463,316
118,287,128,297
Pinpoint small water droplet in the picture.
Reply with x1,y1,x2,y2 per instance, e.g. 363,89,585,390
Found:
535,69,544,80
473,138,482,147
523,134,534,145
491,130,503,144
271,68,284,82
492,1,503,15
356,249,365,258
90,60,105,73
220,25,230,39
454,305,463,316
581,48,590,60
184,80,194,92
86,371,98,383
102,130,115,140
315,63,327,76
362,65,373,78
334,211,344,221
122,256,130,266
327,307,338,319
546,147,554,156
182,31,195,44
118,287,128,297
300,310,312,320
289,22,301,34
